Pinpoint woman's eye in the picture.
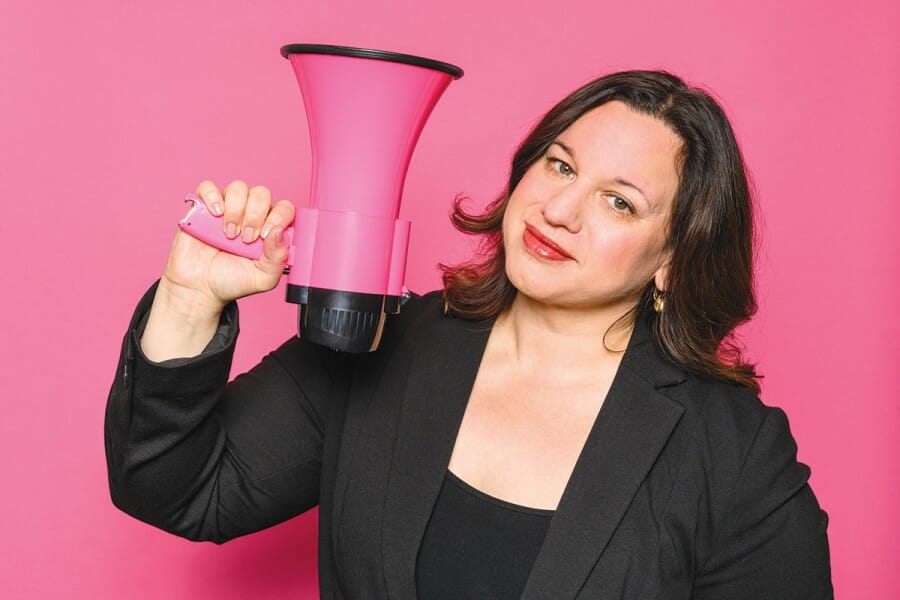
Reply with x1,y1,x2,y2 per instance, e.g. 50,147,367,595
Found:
547,157,575,179
608,195,633,213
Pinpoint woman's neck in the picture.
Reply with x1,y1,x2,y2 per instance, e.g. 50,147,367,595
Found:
490,293,636,387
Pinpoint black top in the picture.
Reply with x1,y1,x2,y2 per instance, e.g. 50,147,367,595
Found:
416,471,553,599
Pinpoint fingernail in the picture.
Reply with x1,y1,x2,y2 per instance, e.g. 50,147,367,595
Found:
211,202,224,216
226,223,238,239
273,227,283,245
206,190,223,210
242,226,255,243
260,223,273,239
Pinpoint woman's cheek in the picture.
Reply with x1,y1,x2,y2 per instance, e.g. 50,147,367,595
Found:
589,234,655,288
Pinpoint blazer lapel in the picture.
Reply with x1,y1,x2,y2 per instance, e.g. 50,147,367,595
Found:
379,310,686,598
520,318,686,598
381,315,493,598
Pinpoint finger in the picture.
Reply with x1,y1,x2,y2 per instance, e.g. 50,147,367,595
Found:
256,226,289,285
195,180,224,216
260,200,296,239
241,185,272,243
222,180,249,239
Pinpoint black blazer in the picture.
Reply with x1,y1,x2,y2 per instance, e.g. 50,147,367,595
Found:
105,282,832,599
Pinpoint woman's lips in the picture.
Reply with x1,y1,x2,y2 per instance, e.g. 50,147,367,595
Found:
522,224,574,261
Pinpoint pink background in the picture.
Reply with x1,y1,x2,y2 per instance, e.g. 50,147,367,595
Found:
1,0,897,598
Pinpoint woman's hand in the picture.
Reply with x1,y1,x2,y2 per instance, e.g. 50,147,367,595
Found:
140,180,295,362
163,180,295,311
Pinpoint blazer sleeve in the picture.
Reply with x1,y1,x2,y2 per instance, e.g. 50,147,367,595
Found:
104,281,352,544
693,406,833,599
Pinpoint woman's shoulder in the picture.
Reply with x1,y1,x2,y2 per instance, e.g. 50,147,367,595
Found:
676,369,778,437
670,371,808,488
676,372,813,509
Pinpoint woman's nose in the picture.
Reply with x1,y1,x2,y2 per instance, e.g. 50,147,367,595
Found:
542,185,584,232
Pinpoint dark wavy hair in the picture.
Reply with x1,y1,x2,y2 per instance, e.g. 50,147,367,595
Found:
440,70,760,392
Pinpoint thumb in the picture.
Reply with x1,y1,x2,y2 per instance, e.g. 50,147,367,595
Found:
254,226,289,290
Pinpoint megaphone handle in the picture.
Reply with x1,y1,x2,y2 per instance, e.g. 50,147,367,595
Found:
178,193,294,261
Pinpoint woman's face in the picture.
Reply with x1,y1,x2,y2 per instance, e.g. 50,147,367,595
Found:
502,100,681,311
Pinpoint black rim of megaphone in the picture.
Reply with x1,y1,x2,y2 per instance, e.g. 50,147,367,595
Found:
280,44,463,79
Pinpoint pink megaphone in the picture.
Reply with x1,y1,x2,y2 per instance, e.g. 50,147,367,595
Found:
179,44,463,352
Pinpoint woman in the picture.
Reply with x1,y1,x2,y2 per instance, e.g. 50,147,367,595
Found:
105,70,832,598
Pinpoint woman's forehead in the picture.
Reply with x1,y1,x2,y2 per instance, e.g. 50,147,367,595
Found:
558,101,681,211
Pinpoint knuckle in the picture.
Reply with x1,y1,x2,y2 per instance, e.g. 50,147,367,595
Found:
195,179,217,193
267,248,288,265
249,184,271,198
224,179,248,193
275,199,295,213
275,201,296,223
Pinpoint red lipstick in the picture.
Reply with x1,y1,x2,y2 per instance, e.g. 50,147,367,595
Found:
522,224,574,261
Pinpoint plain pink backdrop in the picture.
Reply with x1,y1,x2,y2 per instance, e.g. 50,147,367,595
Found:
1,0,897,598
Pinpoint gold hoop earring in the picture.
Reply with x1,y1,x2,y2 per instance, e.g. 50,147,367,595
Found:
653,288,665,313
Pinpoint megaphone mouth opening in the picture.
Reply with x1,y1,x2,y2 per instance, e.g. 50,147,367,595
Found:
279,43,463,79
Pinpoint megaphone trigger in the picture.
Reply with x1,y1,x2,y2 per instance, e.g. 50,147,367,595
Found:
180,193,200,222
178,193,266,260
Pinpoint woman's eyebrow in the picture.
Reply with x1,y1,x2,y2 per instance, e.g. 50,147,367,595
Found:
550,140,575,157
613,177,648,203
